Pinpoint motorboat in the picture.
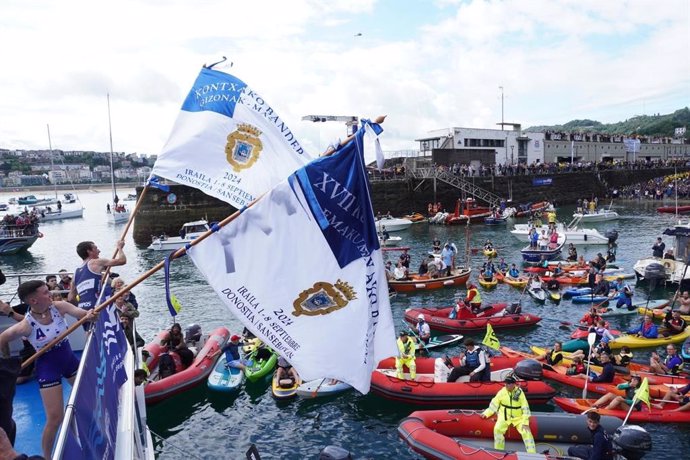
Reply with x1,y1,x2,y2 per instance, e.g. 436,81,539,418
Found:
633,220,690,285
62,193,77,203
378,235,402,247
445,197,492,224
510,218,611,245
374,216,412,232
521,233,566,262
572,209,619,222
0,221,42,255
16,195,57,206
108,203,131,224
148,219,210,251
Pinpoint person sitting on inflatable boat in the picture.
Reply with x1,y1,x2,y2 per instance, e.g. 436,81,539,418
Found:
480,375,536,454
447,338,490,382
449,285,482,319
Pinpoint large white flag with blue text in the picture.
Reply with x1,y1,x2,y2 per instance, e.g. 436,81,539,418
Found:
186,120,397,393
152,67,314,208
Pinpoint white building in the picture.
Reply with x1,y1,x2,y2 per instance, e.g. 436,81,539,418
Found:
416,124,545,169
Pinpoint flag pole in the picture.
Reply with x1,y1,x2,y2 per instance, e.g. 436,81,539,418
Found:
22,190,261,369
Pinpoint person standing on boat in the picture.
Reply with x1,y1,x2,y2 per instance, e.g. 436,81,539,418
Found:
68,240,127,312
567,411,614,460
441,243,454,276
0,280,94,459
480,376,536,454
652,237,665,258
395,331,416,380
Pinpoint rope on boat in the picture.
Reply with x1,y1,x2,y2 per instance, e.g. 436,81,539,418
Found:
149,429,205,460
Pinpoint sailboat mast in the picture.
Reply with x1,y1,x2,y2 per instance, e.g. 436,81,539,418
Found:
107,94,117,203
47,124,57,199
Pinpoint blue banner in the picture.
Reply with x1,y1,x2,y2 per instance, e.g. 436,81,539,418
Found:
532,177,553,186
63,306,128,459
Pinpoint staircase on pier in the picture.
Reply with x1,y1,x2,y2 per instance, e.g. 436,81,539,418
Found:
409,168,504,208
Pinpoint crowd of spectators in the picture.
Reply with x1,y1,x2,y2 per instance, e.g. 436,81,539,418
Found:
612,171,690,200
1,212,40,237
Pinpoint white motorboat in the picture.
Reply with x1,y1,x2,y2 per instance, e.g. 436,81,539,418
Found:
633,221,690,285
108,204,131,223
375,216,413,232
510,220,609,245
572,209,619,222
148,219,210,250
379,235,403,247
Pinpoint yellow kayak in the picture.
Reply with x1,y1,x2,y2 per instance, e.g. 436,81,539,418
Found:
483,248,497,258
603,273,635,282
637,306,690,322
478,276,498,289
503,276,528,289
608,326,690,350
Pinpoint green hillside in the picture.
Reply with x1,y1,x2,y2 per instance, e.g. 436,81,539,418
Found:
527,108,689,137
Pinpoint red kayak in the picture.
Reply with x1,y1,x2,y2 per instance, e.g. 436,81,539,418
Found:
398,410,624,460
555,397,690,423
144,326,230,404
372,356,555,406
405,306,541,333
570,325,619,339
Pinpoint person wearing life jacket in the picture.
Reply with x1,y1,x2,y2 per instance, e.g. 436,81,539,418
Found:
463,284,482,312
480,375,536,454
507,264,520,279
415,314,431,344
395,331,416,380
567,411,614,460
536,341,563,366
447,338,489,382
591,375,642,411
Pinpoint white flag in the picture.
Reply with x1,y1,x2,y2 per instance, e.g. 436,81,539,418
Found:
186,121,397,393
152,67,314,207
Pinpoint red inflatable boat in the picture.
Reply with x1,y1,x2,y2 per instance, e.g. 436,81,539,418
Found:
555,397,690,423
371,356,556,406
144,326,230,404
405,306,541,333
398,410,624,459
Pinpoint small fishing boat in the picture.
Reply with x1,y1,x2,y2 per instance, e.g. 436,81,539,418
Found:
144,326,230,404
388,268,472,293
398,410,634,460
296,378,352,398
207,354,245,392
378,235,403,247
0,222,42,255
572,209,620,222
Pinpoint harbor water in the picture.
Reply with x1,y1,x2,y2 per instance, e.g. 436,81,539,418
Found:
2,190,690,459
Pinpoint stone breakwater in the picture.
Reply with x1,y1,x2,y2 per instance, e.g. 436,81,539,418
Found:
132,167,687,245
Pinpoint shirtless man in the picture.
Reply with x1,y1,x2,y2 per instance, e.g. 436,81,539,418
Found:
673,291,690,315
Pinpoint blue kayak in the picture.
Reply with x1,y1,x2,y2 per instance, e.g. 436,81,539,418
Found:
207,355,245,392
571,294,613,304
563,287,591,299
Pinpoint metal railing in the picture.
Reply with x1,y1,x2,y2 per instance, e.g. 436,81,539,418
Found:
408,168,503,208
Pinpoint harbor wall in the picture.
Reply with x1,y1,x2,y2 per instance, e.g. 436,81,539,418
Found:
132,167,688,245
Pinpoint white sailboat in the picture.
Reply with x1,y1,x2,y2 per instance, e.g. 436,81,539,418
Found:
36,124,85,222
106,94,131,224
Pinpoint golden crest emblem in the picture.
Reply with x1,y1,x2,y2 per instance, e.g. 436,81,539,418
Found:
225,123,263,172
292,280,357,317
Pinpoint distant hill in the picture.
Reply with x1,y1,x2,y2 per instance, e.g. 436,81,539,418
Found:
527,108,690,137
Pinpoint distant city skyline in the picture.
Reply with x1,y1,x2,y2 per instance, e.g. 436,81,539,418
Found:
0,0,687,156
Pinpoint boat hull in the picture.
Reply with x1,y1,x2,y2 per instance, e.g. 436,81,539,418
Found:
405,307,541,333
388,268,471,293
555,397,690,423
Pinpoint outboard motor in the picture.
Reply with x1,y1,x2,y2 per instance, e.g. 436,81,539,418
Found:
319,445,353,460
644,263,667,283
605,229,619,244
514,359,543,380
184,324,202,343
612,425,652,460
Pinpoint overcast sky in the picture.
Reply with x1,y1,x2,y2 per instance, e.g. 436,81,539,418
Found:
1,0,688,156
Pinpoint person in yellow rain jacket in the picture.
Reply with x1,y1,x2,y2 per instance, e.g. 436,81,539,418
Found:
480,376,536,453
395,331,416,380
